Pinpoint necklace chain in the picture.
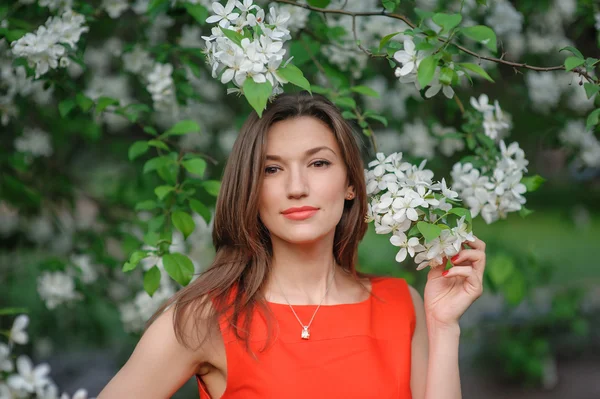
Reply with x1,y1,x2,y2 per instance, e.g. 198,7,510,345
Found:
273,265,336,340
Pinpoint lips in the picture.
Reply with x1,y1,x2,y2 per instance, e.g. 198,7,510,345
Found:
281,206,319,221
281,206,319,215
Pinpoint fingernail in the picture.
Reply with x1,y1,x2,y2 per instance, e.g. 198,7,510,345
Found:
451,255,459,263
442,270,449,277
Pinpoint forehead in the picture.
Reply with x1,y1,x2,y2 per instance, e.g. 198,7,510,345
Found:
265,116,340,156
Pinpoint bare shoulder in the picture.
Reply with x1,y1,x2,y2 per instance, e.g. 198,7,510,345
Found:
97,300,215,398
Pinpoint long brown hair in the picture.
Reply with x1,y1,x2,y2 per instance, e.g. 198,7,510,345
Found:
148,91,374,355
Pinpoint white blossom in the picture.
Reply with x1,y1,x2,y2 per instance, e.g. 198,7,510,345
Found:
10,10,88,78
9,315,29,346
103,0,129,18
0,344,13,372
206,0,240,28
365,151,474,270
393,39,423,77
14,127,53,158
0,201,20,237
390,233,424,262
6,356,51,394
37,271,82,309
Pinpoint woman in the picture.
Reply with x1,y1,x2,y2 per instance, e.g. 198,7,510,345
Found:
98,92,486,399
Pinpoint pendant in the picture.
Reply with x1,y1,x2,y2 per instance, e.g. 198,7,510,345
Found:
301,326,310,340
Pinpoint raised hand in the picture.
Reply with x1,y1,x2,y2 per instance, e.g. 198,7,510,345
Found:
423,237,487,328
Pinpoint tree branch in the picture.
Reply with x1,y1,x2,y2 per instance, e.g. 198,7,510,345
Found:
273,0,598,83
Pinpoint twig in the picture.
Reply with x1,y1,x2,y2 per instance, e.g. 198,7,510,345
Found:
272,0,599,83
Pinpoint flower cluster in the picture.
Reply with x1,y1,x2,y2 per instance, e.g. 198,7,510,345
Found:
203,0,291,93
0,315,91,398
470,94,511,141
10,10,89,78
451,140,529,224
559,120,600,169
392,38,461,99
365,152,475,270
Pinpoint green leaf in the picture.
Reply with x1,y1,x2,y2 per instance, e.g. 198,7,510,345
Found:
475,0,487,5
148,0,169,15
416,221,443,243
521,175,545,192
414,42,436,52
184,3,208,25
488,254,515,286
378,31,402,52
334,97,357,109
519,206,534,218
584,83,600,99
172,211,196,239
220,26,244,47
449,207,472,225
503,272,526,306
143,156,172,174
163,120,201,136
559,46,584,59
144,126,158,136
147,139,170,150
143,231,160,247
162,253,195,286
123,250,149,272
564,56,585,72
128,141,150,161
76,94,94,112
182,158,207,177
202,180,221,196
432,13,462,34
350,85,379,97
417,55,438,88
459,62,494,82
414,8,434,22
155,185,175,200
189,199,212,225
460,25,497,52
277,63,311,93
96,96,120,113
143,266,161,296
307,0,331,7
148,214,165,232
59,99,76,118
586,108,600,129
134,200,159,211
243,79,273,117
0,308,29,316
439,66,456,85
365,114,388,127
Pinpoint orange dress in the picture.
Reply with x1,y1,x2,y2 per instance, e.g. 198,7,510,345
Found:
196,276,416,399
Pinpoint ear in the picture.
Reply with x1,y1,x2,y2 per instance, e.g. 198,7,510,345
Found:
346,183,355,199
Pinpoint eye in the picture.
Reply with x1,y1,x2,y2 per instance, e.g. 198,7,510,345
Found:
312,160,331,168
264,166,279,175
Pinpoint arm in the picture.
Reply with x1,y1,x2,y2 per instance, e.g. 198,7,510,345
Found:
409,285,462,399
97,305,207,398
411,237,487,399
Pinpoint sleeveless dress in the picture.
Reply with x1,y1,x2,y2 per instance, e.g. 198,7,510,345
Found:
196,276,416,399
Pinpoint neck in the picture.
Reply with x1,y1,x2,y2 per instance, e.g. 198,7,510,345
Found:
265,234,339,305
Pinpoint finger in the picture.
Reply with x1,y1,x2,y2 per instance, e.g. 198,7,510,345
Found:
451,249,486,275
427,257,448,279
442,266,483,297
463,236,486,251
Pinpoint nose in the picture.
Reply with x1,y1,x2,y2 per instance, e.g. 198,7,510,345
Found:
286,164,309,199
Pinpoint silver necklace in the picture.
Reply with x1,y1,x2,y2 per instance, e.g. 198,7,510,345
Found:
273,265,336,340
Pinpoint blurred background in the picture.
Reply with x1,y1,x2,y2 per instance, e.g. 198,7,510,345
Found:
1,0,599,398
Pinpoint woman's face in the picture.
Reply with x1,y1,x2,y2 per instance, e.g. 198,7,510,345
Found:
258,116,354,245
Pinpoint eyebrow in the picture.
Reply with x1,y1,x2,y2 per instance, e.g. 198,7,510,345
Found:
265,146,337,161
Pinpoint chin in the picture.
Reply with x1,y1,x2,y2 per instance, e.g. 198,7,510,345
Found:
276,227,330,245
